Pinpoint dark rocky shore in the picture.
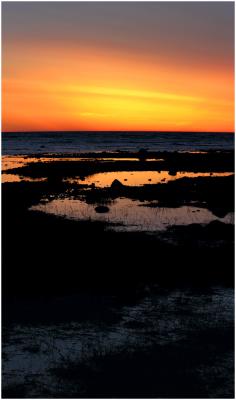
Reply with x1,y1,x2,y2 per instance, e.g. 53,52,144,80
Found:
2,150,234,398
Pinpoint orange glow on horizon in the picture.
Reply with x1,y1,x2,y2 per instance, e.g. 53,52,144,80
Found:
2,42,234,132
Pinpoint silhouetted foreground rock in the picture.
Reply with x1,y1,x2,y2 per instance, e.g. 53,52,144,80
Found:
111,179,124,189
95,205,110,213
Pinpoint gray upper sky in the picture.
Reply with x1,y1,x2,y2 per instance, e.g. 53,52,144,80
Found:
2,2,234,69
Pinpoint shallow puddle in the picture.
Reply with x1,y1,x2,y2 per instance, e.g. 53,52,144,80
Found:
2,155,162,171
65,171,233,188
2,156,233,186
2,156,163,183
1,156,85,172
1,174,47,183
31,197,233,232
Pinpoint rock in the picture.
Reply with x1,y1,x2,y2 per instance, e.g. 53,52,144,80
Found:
138,148,148,154
111,179,124,189
95,205,110,213
138,148,148,161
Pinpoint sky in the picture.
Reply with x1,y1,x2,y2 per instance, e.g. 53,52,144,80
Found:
2,1,235,132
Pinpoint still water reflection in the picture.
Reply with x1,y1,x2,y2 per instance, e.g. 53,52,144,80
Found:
2,156,161,172
1,174,47,183
31,197,233,232
65,171,233,188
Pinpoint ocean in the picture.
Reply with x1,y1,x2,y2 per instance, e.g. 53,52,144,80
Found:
2,131,234,155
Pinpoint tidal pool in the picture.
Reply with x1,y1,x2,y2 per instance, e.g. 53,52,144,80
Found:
1,174,47,183
1,156,162,183
31,197,234,232
65,171,233,188
2,155,162,172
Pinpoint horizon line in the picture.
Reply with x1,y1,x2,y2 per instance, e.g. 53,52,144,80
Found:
2,130,235,134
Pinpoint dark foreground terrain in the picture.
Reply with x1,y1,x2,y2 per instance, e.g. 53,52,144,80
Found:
2,150,235,398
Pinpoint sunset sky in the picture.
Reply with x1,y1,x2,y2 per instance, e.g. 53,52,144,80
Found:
2,2,234,132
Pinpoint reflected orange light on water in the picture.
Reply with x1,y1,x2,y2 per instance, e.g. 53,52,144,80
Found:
66,170,233,187
30,197,234,232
